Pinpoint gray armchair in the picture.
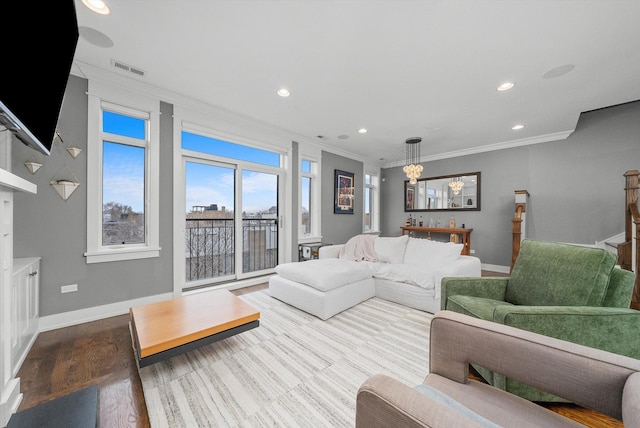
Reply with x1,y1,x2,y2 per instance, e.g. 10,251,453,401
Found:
356,310,640,428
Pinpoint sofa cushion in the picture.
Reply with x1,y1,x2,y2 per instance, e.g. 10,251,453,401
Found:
372,263,436,290
274,259,372,292
506,240,617,307
403,238,463,269
446,295,513,321
374,235,409,264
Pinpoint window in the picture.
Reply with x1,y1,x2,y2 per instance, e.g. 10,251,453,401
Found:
300,158,319,239
364,172,379,233
85,82,160,263
301,160,311,235
182,131,280,167
102,113,146,245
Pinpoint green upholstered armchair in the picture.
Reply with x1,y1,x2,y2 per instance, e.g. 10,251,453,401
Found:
441,239,640,402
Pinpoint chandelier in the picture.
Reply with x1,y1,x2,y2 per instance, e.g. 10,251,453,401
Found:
402,137,423,184
449,177,464,195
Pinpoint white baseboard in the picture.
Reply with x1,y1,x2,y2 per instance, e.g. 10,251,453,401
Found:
38,292,174,332
481,263,510,274
0,378,22,427
38,276,273,333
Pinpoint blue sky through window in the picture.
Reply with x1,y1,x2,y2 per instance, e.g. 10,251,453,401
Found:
182,132,280,167
183,132,279,215
102,111,146,212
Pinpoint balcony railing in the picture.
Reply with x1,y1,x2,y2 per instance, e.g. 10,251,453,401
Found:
185,217,278,282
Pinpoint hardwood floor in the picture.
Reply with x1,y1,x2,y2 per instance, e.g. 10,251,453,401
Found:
15,279,623,427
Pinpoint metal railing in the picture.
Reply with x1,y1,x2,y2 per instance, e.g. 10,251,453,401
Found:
185,217,278,282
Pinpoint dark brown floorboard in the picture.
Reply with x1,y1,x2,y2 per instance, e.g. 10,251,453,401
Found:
16,279,622,427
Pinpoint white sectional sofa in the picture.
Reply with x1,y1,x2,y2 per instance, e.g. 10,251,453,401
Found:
268,234,481,320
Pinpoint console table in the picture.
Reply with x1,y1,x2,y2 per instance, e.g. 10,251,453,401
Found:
401,226,473,256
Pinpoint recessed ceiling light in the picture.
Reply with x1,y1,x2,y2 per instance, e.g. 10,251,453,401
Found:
358,128,367,134
82,0,111,15
337,135,349,140
512,124,525,130
277,88,290,97
497,82,515,91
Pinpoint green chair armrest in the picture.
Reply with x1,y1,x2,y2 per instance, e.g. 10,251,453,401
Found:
493,306,640,359
441,277,509,310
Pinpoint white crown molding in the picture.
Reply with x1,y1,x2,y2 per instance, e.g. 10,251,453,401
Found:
72,61,575,168
72,61,369,163
384,130,575,168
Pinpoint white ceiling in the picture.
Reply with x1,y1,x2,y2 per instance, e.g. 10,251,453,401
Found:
71,0,640,166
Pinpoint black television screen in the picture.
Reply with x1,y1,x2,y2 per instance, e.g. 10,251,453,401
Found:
0,1,79,155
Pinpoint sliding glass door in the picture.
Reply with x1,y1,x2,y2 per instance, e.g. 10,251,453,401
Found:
239,169,279,277
184,160,281,288
185,161,236,284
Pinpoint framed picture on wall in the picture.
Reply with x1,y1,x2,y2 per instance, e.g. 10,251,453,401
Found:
334,169,354,214
406,187,415,210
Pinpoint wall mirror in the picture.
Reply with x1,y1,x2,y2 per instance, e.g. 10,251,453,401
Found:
404,172,481,212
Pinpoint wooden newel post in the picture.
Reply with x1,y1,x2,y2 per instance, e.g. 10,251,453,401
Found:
511,190,530,273
623,170,639,310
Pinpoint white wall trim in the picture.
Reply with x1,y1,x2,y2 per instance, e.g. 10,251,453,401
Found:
0,378,21,427
37,274,273,332
385,130,575,168
73,61,372,164
481,263,510,274
38,292,173,332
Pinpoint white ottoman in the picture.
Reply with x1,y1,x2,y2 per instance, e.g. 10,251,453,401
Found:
269,258,375,320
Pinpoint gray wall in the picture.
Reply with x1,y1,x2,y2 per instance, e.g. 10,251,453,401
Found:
320,151,364,245
11,72,638,315
381,100,640,266
12,75,174,316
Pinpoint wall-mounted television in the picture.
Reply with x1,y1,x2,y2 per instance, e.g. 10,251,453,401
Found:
0,1,79,155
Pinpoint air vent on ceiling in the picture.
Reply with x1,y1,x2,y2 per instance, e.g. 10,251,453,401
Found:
110,59,146,78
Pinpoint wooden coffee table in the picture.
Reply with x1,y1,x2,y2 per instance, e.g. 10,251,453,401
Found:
129,289,260,367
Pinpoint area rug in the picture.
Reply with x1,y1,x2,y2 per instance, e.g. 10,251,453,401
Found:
139,290,432,427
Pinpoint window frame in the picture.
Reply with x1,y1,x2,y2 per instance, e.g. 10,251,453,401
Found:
364,170,380,233
85,81,160,263
299,156,321,243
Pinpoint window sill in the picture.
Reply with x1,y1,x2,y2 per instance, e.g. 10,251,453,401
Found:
84,246,161,264
298,236,323,244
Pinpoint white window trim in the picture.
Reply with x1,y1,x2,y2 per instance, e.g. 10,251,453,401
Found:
364,168,380,234
298,155,322,244
85,81,161,263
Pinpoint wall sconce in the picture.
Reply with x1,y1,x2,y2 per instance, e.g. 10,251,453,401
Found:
50,165,80,201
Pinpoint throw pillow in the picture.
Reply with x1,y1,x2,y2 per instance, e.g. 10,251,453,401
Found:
374,235,409,264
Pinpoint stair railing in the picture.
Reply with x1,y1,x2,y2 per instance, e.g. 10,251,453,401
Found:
511,190,530,273
621,170,639,310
